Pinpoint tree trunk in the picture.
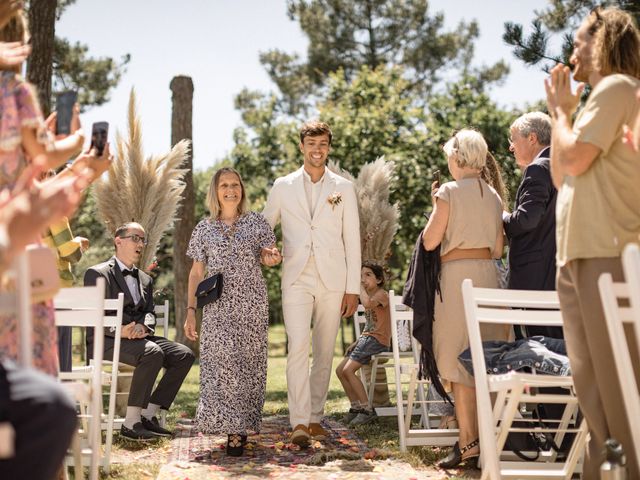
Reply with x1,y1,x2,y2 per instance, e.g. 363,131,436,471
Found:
26,0,57,116
170,76,197,351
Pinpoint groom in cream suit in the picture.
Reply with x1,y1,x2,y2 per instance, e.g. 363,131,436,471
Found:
263,121,361,446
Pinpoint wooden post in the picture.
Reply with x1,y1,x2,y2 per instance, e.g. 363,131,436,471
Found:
170,76,196,350
26,0,57,116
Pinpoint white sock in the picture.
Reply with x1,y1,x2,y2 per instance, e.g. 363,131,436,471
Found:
141,403,160,420
350,401,362,410
124,407,142,429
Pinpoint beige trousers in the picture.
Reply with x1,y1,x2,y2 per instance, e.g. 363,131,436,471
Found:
282,256,344,427
557,257,640,480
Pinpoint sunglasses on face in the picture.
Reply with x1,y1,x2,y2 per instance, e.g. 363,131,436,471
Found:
119,234,148,246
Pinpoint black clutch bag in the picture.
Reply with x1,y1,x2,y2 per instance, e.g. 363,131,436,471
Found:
196,273,223,308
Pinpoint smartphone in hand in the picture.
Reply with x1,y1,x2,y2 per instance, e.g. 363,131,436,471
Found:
433,170,441,188
90,122,109,156
55,91,77,135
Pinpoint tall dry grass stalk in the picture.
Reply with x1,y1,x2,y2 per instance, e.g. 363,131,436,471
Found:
328,157,399,264
93,89,189,272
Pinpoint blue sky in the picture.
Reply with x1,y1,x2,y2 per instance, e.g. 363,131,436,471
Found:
57,0,551,171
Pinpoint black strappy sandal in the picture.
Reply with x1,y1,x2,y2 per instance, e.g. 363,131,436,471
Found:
226,433,244,456
437,438,480,469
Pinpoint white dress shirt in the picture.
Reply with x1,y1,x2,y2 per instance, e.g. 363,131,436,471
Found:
115,257,141,304
302,168,326,218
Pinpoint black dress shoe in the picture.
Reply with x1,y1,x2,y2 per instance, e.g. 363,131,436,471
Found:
120,422,156,441
142,416,172,437
226,434,244,456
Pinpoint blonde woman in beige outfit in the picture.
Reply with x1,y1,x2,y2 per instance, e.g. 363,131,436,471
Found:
422,129,511,468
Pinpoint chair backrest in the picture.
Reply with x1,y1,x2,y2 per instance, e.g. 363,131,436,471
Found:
623,243,640,347
598,243,640,466
352,304,365,338
53,278,106,478
461,280,563,476
389,290,419,363
153,300,170,338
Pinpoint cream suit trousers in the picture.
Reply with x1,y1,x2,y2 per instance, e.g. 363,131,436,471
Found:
282,256,344,427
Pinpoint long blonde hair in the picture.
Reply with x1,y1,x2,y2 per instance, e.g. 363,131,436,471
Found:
206,167,248,219
481,152,510,209
590,7,640,79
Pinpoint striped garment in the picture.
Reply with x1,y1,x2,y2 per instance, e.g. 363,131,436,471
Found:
43,217,83,287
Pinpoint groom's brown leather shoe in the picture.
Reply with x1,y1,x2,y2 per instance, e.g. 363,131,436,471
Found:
290,424,310,447
309,422,328,440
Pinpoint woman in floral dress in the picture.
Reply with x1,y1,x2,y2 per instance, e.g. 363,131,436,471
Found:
185,167,281,456
0,10,84,376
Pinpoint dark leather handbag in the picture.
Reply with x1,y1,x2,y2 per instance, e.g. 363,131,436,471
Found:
196,273,223,308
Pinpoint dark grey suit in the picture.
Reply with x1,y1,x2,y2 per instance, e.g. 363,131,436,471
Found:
84,257,194,409
503,147,562,338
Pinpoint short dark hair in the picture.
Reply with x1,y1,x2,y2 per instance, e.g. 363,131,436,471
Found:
362,261,385,287
299,120,332,145
114,222,144,248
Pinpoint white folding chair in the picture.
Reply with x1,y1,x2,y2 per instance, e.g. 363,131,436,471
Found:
111,300,170,429
153,300,170,427
461,279,587,480
388,290,458,451
54,278,106,480
101,295,124,473
351,304,393,410
599,243,640,467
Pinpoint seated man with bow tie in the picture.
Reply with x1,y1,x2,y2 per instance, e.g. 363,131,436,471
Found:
84,222,195,441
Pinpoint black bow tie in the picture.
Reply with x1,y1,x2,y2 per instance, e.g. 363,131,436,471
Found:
122,268,139,279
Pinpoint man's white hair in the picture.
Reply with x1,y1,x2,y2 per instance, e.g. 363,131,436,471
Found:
511,112,552,146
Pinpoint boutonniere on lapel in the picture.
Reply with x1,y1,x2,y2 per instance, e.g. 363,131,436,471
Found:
327,191,343,210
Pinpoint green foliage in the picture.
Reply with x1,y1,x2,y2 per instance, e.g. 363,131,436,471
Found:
503,0,640,72
228,66,520,306
52,37,130,109
33,1,131,110
259,0,507,114
70,187,112,284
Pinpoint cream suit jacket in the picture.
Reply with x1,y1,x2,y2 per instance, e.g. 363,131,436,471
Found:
263,167,361,293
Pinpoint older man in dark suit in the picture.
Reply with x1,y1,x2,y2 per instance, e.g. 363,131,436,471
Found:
503,112,561,338
84,222,194,441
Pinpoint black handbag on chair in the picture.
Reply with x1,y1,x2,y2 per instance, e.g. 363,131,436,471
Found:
196,273,223,308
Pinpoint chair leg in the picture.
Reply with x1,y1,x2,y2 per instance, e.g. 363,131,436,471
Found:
160,410,167,428
367,358,379,410
70,430,83,479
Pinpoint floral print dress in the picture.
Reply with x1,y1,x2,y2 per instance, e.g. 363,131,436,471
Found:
0,71,58,376
187,211,276,434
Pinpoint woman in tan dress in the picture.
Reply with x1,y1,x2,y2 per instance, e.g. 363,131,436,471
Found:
422,129,510,468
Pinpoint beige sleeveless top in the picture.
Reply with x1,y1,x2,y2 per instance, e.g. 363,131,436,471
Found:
435,178,502,256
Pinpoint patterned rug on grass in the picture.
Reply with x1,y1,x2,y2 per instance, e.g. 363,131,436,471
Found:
155,415,455,479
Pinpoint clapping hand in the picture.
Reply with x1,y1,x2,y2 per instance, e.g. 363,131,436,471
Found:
0,41,30,69
544,64,584,119
261,246,282,266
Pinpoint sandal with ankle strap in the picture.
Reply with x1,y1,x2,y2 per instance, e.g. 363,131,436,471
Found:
226,433,244,456
437,438,480,469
